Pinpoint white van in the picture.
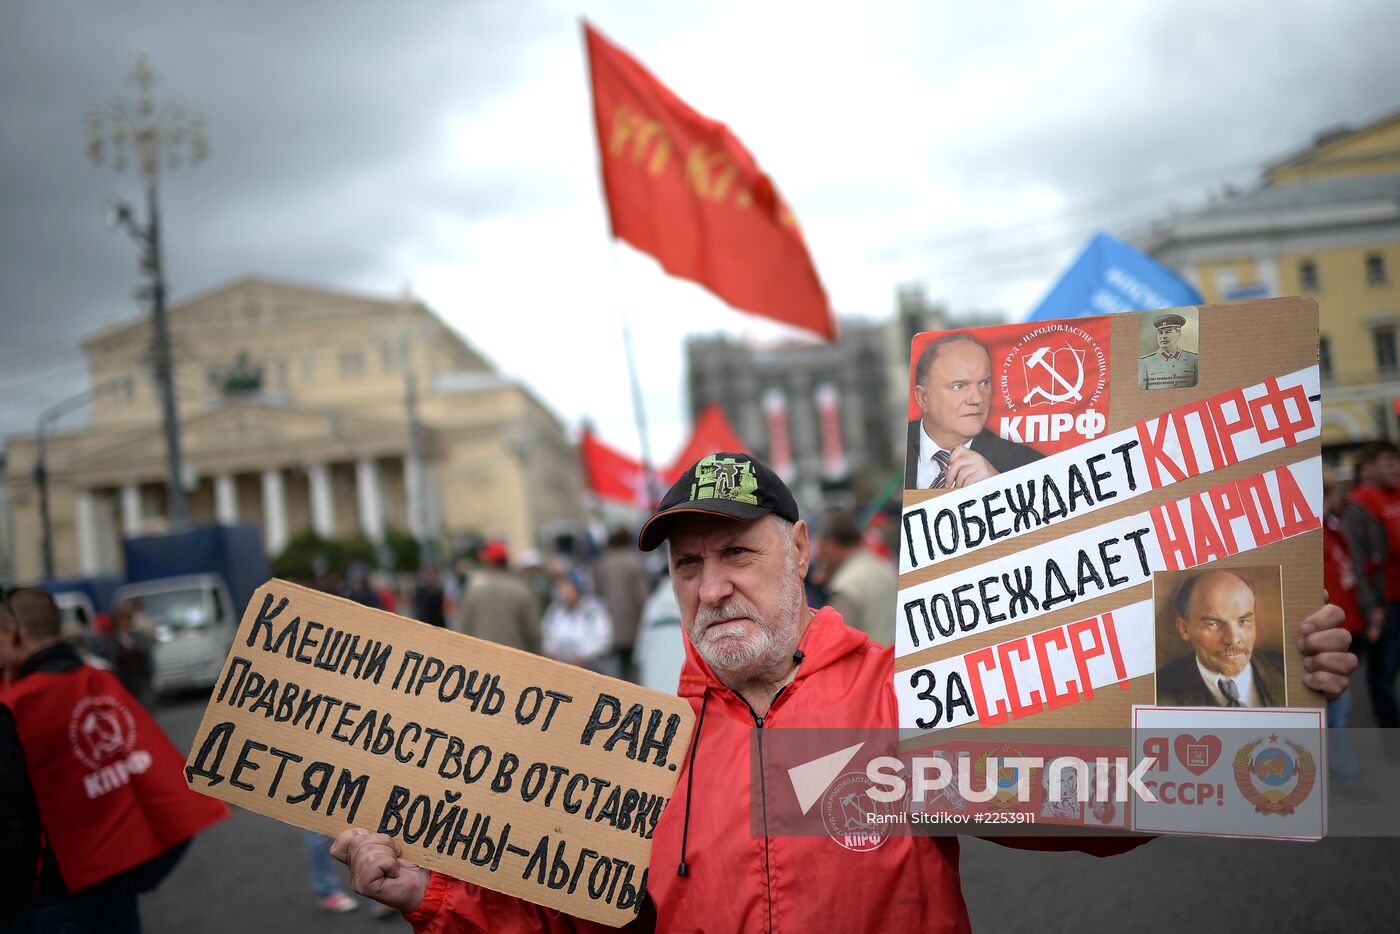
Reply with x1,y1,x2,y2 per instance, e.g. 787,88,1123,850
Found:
114,573,237,693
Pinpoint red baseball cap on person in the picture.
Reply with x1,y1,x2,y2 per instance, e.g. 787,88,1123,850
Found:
480,540,509,566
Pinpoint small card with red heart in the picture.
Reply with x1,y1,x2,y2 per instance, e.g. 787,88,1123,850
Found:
1130,706,1325,840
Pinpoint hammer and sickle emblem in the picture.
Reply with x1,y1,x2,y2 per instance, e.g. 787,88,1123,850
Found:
81,708,126,763
1021,345,1085,405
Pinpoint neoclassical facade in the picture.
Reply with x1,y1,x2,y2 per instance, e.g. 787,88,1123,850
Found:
4,277,583,580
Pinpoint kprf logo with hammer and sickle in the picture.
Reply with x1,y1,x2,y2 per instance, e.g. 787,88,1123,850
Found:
1021,343,1086,406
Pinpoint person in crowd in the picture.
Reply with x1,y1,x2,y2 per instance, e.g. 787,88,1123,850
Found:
905,334,1042,489
633,566,685,694
541,569,618,677
305,830,361,915
332,452,1356,932
370,570,399,615
0,588,228,931
1324,471,1366,792
817,509,897,645
592,526,652,678
448,541,542,654
1342,439,1400,729
88,601,155,710
518,550,556,612
412,565,447,627
343,562,381,610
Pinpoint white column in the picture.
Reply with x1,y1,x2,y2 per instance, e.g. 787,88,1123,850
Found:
215,474,239,525
308,463,336,539
261,468,289,555
403,455,425,540
75,491,100,574
120,484,142,537
355,458,384,542
1255,254,1279,297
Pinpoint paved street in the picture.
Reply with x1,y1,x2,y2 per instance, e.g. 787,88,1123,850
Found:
144,686,1395,933
143,692,409,934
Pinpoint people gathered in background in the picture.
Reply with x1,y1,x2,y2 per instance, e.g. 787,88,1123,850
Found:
541,569,618,677
448,540,542,655
591,527,652,678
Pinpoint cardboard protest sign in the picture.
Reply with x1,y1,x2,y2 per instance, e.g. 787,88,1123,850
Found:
185,581,695,926
896,297,1322,737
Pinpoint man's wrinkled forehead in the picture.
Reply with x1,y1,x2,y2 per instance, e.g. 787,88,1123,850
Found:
666,513,770,555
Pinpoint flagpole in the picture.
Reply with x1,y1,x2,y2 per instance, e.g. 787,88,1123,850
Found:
611,242,663,505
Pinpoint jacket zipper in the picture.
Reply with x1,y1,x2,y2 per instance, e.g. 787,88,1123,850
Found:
748,685,788,934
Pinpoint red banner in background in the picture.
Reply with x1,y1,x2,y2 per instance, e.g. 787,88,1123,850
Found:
763,389,793,477
585,22,835,341
666,404,749,484
815,382,847,478
580,429,652,508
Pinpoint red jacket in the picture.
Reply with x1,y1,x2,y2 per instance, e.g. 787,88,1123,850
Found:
1349,485,1400,602
0,663,229,894
407,608,1141,933
1324,519,1364,636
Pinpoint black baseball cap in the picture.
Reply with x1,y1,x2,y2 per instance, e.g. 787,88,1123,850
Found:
638,452,799,551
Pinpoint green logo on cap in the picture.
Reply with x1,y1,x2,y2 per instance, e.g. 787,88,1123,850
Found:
690,455,759,505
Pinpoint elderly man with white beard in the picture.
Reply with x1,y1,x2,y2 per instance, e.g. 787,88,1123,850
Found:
333,453,1357,933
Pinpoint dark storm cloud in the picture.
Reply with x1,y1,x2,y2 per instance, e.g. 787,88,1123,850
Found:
900,0,1400,273
0,0,543,437
2,0,1397,448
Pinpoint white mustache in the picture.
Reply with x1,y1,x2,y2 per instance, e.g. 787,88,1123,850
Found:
695,599,762,630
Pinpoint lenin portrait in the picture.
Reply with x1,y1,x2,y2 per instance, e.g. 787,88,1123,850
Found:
1153,566,1288,708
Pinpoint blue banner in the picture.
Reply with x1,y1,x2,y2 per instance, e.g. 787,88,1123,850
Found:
1027,231,1203,321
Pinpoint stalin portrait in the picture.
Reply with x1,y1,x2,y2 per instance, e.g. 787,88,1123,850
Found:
1138,312,1199,390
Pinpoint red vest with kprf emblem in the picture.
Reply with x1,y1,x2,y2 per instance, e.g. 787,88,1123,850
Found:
0,665,229,893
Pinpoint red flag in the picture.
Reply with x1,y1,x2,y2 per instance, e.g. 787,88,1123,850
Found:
665,404,750,483
580,429,652,508
585,22,835,341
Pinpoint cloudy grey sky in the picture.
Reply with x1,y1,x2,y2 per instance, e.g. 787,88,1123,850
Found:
2,0,1397,459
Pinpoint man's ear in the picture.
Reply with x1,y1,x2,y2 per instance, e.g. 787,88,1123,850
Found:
791,520,811,578
1176,617,1190,642
913,383,928,415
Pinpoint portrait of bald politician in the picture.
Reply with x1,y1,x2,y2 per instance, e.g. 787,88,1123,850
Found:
905,333,1044,490
333,452,1358,932
1155,569,1287,707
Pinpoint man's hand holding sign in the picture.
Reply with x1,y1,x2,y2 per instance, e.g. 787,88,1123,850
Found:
334,827,428,913
184,582,694,926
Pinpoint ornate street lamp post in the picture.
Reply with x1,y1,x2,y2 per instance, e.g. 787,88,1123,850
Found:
85,54,208,527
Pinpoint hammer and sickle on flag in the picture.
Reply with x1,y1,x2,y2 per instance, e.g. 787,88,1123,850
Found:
1021,344,1086,405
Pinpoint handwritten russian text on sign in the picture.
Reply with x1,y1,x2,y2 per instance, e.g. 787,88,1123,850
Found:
897,298,1323,735
185,581,695,927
